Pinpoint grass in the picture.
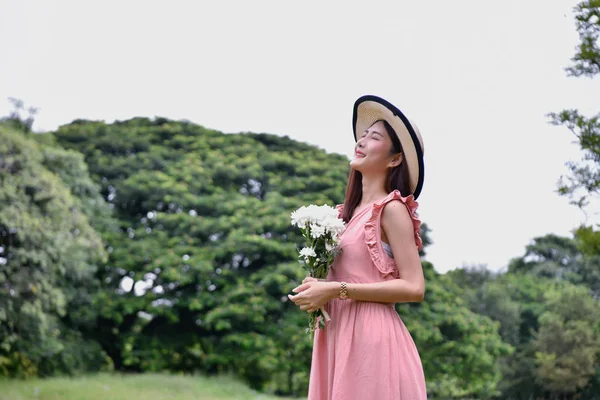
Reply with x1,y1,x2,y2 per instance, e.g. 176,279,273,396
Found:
0,373,303,400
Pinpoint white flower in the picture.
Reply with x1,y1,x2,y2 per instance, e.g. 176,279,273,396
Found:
290,206,311,227
323,215,345,236
291,204,343,230
310,223,326,238
299,247,317,259
325,242,336,252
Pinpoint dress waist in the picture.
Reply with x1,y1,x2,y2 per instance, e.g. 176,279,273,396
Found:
329,298,396,309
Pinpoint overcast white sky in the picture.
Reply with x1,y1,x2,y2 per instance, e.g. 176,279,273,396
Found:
1,0,599,273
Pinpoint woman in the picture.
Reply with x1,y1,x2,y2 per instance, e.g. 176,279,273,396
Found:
288,95,427,399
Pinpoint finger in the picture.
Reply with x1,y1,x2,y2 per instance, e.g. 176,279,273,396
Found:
302,276,318,284
288,294,306,305
292,283,310,293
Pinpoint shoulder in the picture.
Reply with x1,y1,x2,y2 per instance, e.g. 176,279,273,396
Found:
377,190,419,224
381,199,413,227
379,191,422,250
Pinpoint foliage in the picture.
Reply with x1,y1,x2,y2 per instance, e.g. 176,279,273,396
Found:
47,116,498,396
507,233,600,299
547,0,600,210
400,263,512,399
567,0,600,78
0,109,557,397
450,237,600,399
530,4,600,396
0,98,39,133
50,117,352,393
0,125,113,377
533,284,600,396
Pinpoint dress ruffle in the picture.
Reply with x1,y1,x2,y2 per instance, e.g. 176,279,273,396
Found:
365,190,423,278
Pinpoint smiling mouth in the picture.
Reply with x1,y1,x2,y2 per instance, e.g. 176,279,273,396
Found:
355,152,366,158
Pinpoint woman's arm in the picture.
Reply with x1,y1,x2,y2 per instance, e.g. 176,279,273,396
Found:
331,278,423,303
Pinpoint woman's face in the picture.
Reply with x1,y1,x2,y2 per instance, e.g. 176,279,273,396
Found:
350,120,401,173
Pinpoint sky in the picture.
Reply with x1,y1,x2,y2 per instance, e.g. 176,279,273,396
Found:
1,0,599,273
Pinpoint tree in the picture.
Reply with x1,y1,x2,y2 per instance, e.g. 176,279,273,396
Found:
567,0,600,78
51,116,509,396
402,263,512,399
51,117,351,391
0,125,113,377
0,98,39,133
507,233,600,298
548,0,600,210
541,4,600,395
533,284,600,397
450,257,600,398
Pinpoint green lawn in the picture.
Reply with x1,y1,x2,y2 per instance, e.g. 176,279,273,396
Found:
0,373,303,400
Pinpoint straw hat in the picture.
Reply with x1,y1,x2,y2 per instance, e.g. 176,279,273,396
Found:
352,95,425,199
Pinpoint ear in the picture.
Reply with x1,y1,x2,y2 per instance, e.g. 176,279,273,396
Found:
388,153,403,168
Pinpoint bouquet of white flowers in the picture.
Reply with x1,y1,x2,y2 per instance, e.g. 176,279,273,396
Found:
290,204,346,333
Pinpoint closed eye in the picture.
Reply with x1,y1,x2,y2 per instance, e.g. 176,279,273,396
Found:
363,130,383,140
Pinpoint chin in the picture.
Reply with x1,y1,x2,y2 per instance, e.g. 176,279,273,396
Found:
349,159,362,171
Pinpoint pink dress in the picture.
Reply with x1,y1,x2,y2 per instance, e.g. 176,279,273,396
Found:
308,190,427,400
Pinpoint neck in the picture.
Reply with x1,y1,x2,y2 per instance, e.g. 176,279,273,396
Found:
359,170,389,205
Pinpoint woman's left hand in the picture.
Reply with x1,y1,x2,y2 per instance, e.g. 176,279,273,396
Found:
288,281,336,313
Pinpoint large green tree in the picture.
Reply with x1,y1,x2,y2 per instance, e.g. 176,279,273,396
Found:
52,118,349,385
51,116,506,397
0,101,511,396
0,125,114,377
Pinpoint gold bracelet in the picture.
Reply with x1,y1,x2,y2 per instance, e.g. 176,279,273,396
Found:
339,281,349,300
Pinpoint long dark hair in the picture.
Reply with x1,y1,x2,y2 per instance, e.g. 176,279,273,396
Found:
341,120,411,223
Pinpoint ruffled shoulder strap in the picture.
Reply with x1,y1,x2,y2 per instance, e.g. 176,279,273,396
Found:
364,190,423,279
